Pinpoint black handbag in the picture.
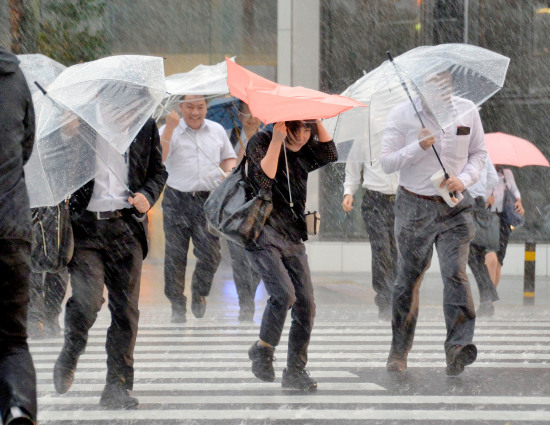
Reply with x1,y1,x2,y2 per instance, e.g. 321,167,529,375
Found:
204,158,273,247
472,205,500,252
31,199,74,273
502,182,525,229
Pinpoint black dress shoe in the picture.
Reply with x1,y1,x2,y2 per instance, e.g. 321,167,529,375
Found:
3,406,34,425
281,367,318,391
248,341,275,382
99,384,139,409
386,349,408,373
171,307,187,323
446,344,477,376
191,293,206,318
53,347,79,394
44,317,62,337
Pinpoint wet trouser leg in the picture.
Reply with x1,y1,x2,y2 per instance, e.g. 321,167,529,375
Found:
162,186,191,311
361,189,397,312
67,217,142,389
468,242,499,303
228,240,261,313
247,226,315,369
190,210,221,298
44,268,70,321
28,271,45,324
0,240,37,422
391,188,476,357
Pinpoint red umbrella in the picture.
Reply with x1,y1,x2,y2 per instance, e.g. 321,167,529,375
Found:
226,58,366,124
485,132,549,167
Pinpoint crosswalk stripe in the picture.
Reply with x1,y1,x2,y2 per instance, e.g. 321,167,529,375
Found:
36,370,358,380
36,409,550,421
38,382,385,392
38,394,550,406
30,352,550,362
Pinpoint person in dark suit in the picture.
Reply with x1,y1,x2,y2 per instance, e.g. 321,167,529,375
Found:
0,46,37,425
53,117,167,409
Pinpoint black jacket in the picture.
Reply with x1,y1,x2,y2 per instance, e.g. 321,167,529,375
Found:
246,130,338,242
70,118,167,258
0,47,35,242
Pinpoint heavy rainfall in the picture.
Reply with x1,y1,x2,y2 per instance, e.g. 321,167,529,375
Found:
1,1,550,424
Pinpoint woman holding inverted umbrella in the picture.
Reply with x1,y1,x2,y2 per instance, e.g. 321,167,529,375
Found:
225,59,364,390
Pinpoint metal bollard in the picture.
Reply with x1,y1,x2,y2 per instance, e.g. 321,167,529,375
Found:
523,242,536,306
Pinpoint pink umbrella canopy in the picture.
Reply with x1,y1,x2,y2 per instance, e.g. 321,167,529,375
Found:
485,132,549,167
226,58,366,124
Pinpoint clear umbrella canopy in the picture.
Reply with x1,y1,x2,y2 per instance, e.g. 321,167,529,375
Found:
154,58,231,120
17,54,66,124
324,44,510,163
24,55,166,207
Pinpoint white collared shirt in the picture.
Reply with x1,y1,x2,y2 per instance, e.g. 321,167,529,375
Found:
380,96,487,196
468,156,498,199
161,118,236,192
490,168,521,212
344,159,399,196
87,107,131,212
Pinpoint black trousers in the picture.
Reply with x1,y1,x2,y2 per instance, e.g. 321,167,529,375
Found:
0,240,37,422
228,240,261,313
361,188,397,312
65,214,142,389
246,225,315,369
28,268,69,324
163,186,221,311
468,197,499,303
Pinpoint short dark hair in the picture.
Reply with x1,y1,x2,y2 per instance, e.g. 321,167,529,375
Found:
285,120,318,144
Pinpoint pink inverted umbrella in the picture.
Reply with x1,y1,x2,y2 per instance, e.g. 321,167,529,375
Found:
226,58,366,124
485,132,549,167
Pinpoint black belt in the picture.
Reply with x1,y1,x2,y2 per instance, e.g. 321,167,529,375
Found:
365,188,396,202
400,187,446,204
86,210,126,220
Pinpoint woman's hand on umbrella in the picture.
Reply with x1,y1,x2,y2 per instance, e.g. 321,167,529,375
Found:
272,122,287,144
515,199,524,215
440,175,465,193
342,194,354,212
418,128,435,150
165,110,180,130
128,192,150,213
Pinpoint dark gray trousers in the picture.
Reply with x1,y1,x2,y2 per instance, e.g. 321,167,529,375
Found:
163,187,221,312
391,187,476,357
468,196,498,303
361,188,397,312
66,215,142,389
28,268,69,324
228,240,261,313
246,225,315,369
0,240,37,422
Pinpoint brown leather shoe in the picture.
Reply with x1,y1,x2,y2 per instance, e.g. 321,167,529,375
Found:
386,350,407,373
446,344,477,376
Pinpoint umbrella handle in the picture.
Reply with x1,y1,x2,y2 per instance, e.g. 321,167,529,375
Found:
129,191,148,222
34,81,47,95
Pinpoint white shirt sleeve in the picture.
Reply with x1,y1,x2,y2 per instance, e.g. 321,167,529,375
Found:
343,160,362,196
505,168,521,199
380,110,425,174
219,127,237,161
485,159,499,198
456,108,487,188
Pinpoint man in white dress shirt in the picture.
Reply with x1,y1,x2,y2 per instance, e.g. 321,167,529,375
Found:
342,155,399,320
160,95,237,322
380,70,487,376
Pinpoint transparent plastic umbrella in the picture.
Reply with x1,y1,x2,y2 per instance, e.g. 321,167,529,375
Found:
324,43,510,163
154,58,231,120
17,54,66,125
24,55,166,207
